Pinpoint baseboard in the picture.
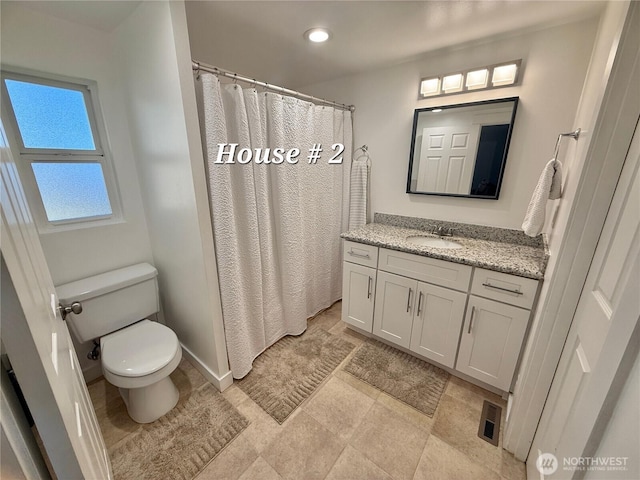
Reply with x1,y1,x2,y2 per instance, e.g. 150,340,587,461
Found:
82,362,103,384
180,344,233,392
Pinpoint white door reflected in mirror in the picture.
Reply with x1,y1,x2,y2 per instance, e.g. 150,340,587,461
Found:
407,98,518,199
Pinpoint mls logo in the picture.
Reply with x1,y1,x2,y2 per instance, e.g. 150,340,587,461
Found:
536,452,559,475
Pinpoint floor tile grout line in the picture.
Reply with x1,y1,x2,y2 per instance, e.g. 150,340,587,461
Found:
429,427,505,478
91,304,524,480
346,435,399,480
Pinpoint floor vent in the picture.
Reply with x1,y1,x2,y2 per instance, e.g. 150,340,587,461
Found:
478,400,502,446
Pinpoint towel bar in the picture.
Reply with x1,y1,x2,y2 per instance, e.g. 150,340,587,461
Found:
553,128,581,159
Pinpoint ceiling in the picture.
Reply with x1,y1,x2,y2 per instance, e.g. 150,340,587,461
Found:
185,1,605,88
8,1,141,33
7,1,605,89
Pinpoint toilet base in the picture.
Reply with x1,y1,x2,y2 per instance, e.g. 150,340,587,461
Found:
119,376,179,424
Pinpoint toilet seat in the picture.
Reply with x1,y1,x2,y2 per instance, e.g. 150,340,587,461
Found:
101,320,181,389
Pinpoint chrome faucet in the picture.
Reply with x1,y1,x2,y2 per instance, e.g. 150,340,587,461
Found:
430,225,453,237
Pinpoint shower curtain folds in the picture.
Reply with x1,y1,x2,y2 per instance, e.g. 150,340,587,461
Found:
200,73,353,378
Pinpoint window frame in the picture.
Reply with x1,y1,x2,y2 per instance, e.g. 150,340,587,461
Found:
0,68,122,231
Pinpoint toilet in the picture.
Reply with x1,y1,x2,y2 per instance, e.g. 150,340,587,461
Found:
56,263,182,424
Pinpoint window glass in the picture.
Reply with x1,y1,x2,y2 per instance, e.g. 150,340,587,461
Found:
2,72,118,227
31,163,112,222
4,79,96,150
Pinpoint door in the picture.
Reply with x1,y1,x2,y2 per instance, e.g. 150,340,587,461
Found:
417,125,479,194
0,122,111,479
373,271,416,348
410,281,467,368
529,122,640,479
456,296,530,391
342,262,376,332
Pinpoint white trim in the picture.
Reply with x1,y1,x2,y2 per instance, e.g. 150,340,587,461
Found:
527,115,639,479
0,367,50,480
1,71,104,155
180,344,233,392
81,361,103,384
1,138,109,477
504,1,639,461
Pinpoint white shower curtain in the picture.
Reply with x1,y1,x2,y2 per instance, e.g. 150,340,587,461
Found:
200,73,353,378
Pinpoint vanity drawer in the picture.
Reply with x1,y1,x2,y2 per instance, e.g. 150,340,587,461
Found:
471,268,539,309
344,240,379,268
378,248,472,292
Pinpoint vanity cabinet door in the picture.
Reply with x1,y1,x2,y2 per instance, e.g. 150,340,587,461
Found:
410,282,467,369
456,295,530,391
373,271,417,349
342,262,376,332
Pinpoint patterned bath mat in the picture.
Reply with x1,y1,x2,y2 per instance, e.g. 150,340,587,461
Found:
236,327,355,423
343,339,449,417
109,383,248,480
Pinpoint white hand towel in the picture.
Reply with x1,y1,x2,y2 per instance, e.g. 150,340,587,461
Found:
349,157,369,230
522,158,563,237
549,159,563,200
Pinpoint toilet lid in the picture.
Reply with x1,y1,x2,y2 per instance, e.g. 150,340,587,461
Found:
101,320,179,377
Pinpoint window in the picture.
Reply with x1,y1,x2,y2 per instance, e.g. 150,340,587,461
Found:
1,71,120,227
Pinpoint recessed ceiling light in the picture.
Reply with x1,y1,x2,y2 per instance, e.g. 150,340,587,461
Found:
304,28,331,43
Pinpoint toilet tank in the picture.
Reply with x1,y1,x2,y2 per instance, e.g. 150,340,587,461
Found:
56,263,159,343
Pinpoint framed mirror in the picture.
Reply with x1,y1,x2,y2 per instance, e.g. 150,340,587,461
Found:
407,97,518,199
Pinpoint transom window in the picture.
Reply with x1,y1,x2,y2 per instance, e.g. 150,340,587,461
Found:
1,71,119,227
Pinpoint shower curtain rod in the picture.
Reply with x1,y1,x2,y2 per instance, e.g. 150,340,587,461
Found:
192,60,355,112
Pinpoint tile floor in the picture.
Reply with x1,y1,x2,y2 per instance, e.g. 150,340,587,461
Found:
88,301,526,480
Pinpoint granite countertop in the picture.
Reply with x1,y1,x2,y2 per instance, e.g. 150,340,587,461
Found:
341,216,549,280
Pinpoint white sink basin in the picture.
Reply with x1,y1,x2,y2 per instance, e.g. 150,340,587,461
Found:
405,235,463,249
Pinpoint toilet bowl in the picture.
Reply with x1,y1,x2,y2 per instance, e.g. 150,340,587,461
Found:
101,320,182,423
56,263,182,424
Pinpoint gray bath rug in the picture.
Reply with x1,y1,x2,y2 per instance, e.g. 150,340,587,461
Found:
236,327,355,424
109,383,248,480
344,339,449,417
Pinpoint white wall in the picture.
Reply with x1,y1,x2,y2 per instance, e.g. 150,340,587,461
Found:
303,18,599,229
114,2,230,387
1,2,229,387
0,4,154,285
1,3,155,379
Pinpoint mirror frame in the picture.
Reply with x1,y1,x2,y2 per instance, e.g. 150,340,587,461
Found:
406,97,519,200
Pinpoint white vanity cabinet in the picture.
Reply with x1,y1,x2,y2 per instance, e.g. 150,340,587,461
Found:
377,248,472,292
372,271,468,367
341,240,540,393
374,248,472,366
456,296,530,391
410,282,467,368
342,241,379,331
456,268,539,391
342,262,376,331
372,271,416,348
